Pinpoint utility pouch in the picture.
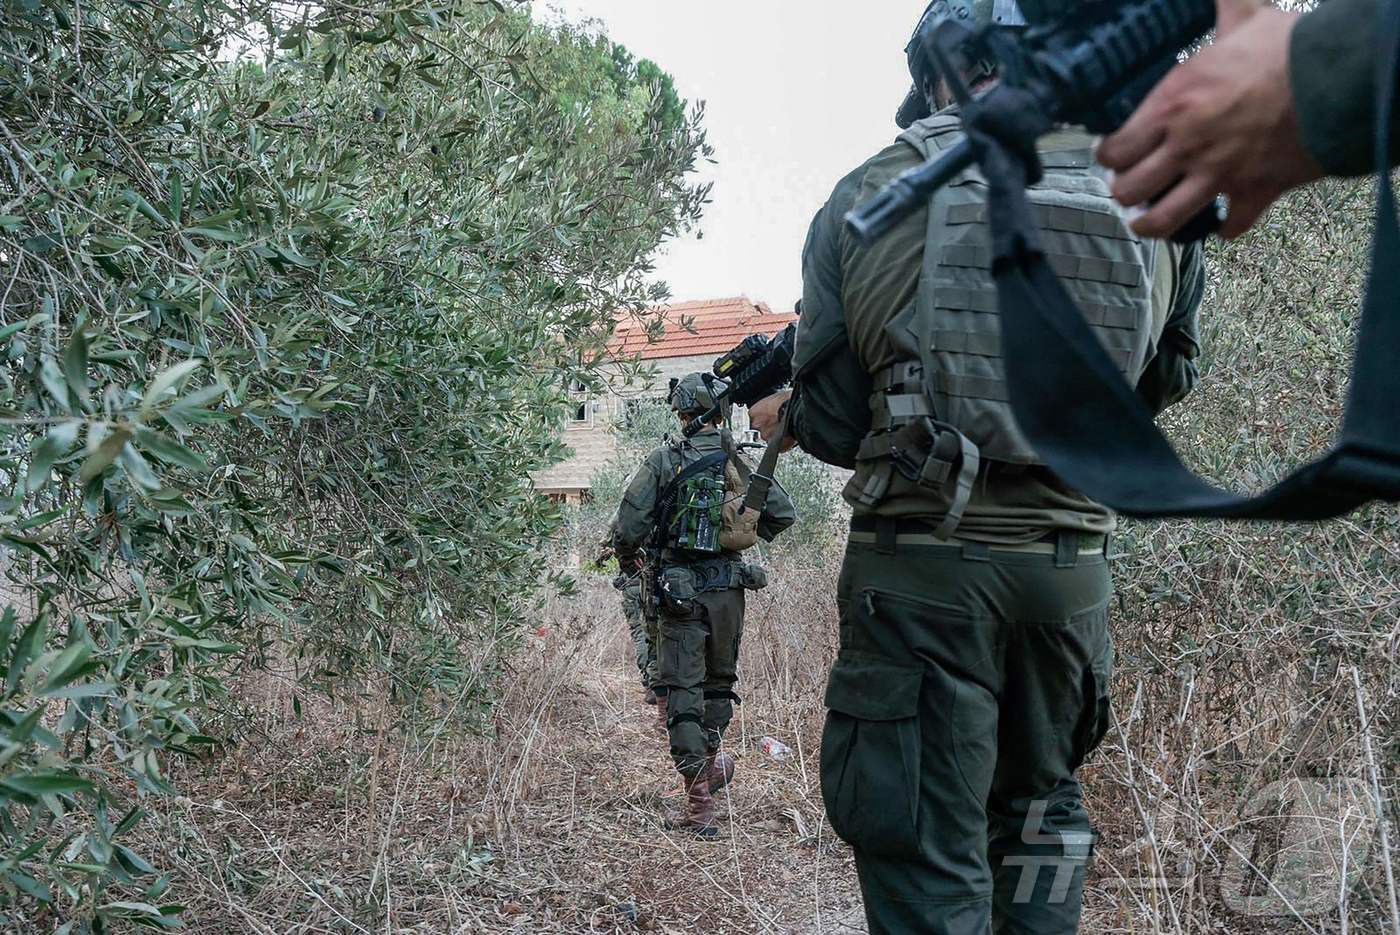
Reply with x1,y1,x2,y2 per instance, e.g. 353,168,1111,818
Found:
657,566,698,608
845,414,975,511
717,443,761,552
738,563,768,591
720,503,761,552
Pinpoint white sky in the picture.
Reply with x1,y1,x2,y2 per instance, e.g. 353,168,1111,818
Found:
535,1,915,311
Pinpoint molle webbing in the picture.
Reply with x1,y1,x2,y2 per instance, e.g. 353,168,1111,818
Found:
900,116,1156,467
845,361,980,538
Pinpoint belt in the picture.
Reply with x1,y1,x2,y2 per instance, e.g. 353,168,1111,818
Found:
848,516,1110,560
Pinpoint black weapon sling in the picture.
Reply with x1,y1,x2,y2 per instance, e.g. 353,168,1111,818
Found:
984,1,1400,520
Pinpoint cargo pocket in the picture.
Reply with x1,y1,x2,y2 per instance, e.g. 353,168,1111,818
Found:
820,651,924,859
1072,632,1114,769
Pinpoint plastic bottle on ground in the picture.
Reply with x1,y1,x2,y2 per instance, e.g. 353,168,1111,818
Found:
760,736,792,761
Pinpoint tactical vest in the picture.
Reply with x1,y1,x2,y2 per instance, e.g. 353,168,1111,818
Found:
848,114,1159,535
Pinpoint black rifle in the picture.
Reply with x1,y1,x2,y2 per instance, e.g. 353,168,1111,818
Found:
845,0,1218,246
845,0,1400,522
677,321,799,517
682,322,797,438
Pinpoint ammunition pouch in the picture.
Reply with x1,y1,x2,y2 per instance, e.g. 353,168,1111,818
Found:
844,363,980,538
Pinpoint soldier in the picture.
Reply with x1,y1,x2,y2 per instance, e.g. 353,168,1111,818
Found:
612,373,796,837
601,519,659,709
613,569,658,706
749,2,1205,931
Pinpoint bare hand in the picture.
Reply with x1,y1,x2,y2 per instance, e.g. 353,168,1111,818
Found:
1097,0,1323,239
748,391,797,452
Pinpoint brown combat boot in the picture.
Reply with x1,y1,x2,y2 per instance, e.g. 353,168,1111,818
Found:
664,771,718,838
705,752,735,794
654,692,668,735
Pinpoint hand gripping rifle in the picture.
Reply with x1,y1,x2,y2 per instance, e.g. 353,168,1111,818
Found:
683,321,798,513
845,0,1219,247
681,322,796,439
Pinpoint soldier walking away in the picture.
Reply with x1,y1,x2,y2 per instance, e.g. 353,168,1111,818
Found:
749,2,1204,931
612,373,796,837
613,568,658,706
600,522,660,711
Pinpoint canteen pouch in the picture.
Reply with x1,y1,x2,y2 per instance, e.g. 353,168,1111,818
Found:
738,563,769,591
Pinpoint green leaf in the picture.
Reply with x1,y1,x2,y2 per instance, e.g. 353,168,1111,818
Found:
79,426,132,483
9,708,43,742
0,771,94,797
183,227,240,243
0,314,43,343
134,429,208,471
39,355,71,410
0,215,22,231
39,643,92,694
140,360,203,415
7,614,47,694
118,444,161,491
167,383,225,414
4,869,50,903
45,681,117,700
121,189,166,225
115,845,159,876
25,422,78,494
100,900,164,916
62,330,90,404
171,637,241,654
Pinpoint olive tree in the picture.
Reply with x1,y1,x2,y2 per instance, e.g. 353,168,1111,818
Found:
0,0,706,927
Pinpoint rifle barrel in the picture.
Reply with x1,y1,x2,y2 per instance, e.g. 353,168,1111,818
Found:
844,140,975,245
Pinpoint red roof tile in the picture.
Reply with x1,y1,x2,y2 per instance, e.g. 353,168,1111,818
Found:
610,296,798,361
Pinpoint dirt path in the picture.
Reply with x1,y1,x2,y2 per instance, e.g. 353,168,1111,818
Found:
471,639,870,933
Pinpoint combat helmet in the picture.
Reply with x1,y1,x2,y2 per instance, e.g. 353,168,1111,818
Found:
897,0,1029,128
668,372,729,418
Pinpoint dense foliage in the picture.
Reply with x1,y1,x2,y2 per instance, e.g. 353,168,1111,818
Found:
0,0,706,927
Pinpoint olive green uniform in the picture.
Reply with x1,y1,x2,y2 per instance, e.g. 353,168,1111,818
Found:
1291,0,1400,176
613,429,796,776
788,117,1203,933
615,574,656,688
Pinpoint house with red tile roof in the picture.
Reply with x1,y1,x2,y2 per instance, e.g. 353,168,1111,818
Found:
534,296,798,501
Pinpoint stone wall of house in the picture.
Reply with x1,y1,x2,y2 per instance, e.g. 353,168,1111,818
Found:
533,353,759,499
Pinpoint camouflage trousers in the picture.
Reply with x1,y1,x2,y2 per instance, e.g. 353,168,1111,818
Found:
823,529,1113,934
656,586,744,776
622,591,658,688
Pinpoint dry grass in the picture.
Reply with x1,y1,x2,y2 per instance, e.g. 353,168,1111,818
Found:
89,514,1394,935
113,564,862,934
